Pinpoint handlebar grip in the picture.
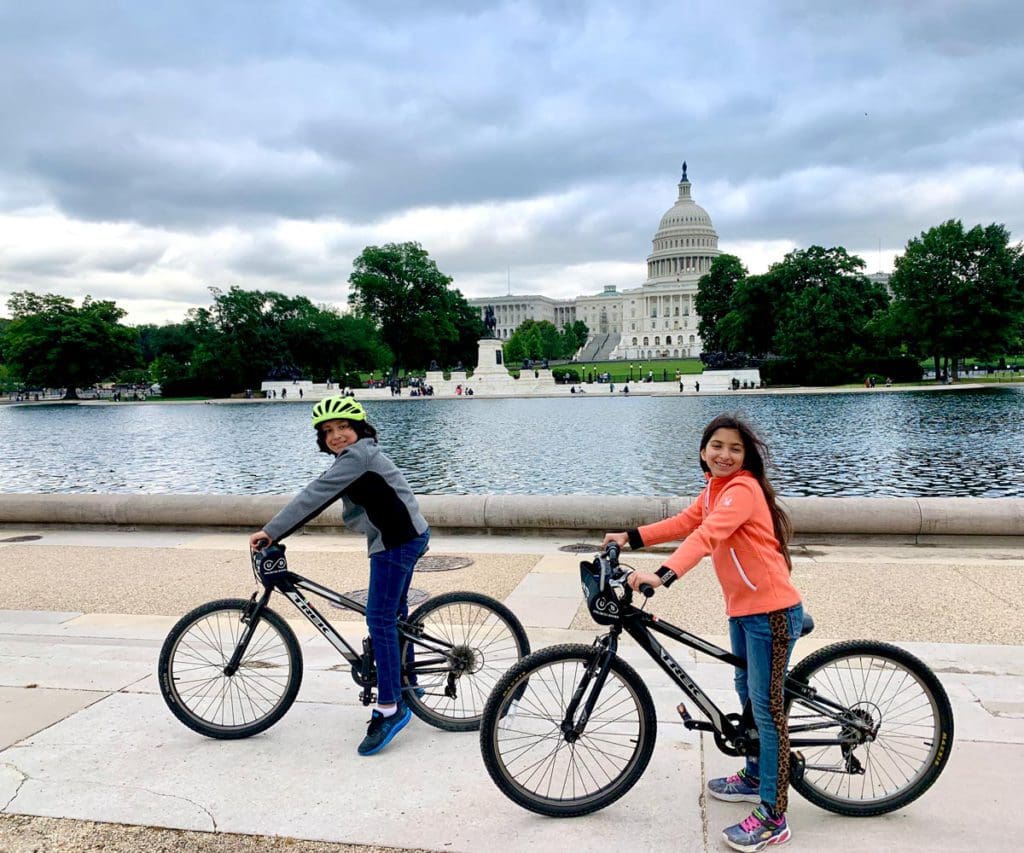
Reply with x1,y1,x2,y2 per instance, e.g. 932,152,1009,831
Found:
606,542,621,562
638,583,655,598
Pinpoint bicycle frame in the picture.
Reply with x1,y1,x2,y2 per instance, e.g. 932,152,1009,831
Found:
229,562,462,705
571,591,876,766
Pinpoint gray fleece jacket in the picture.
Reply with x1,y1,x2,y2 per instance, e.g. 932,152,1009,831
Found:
263,438,428,555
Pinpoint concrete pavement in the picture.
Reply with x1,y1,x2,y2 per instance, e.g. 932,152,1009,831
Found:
1,528,1022,852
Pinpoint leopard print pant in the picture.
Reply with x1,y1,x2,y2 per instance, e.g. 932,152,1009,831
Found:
767,609,792,814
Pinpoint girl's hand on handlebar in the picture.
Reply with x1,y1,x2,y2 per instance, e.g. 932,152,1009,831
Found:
249,530,271,552
627,570,662,592
602,531,629,550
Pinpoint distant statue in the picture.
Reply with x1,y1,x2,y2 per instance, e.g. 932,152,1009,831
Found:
483,305,497,338
681,160,688,181
429,359,439,371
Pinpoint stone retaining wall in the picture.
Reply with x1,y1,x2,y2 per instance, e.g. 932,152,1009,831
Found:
0,494,1022,542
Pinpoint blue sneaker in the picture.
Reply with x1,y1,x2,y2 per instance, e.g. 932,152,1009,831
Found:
722,806,791,852
357,705,412,756
707,768,761,803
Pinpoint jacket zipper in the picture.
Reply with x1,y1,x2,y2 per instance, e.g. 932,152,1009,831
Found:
730,548,758,591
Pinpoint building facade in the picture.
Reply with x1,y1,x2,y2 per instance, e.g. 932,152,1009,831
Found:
470,164,720,358
467,294,576,341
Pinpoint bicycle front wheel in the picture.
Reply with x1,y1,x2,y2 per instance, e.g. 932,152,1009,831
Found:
479,644,657,817
787,640,954,816
158,598,303,739
401,591,530,732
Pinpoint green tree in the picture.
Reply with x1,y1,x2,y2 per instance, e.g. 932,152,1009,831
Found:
502,319,566,363
347,242,472,373
718,247,889,383
435,294,485,369
2,292,139,399
771,247,888,366
887,220,1024,380
696,254,747,352
181,287,391,396
503,333,528,366
137,322,199,365
718,273,779,356
560,320,589,357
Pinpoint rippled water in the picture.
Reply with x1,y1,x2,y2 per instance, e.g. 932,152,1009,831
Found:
1,387,1022,497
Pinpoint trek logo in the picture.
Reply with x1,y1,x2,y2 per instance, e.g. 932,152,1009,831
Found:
290,595,332,636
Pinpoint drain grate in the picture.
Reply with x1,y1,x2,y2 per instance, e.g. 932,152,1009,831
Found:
0,535,43,543
558,543,602,553
417,555,474,572
331,588,430,609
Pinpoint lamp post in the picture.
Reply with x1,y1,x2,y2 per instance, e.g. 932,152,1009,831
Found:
629,363,634,381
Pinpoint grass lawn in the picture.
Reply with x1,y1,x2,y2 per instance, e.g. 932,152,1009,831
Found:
552,357,705,382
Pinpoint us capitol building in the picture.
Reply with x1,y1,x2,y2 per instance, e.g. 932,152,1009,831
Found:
470,163,720,360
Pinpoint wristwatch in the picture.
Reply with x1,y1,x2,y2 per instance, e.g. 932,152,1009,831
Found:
655,567,678,588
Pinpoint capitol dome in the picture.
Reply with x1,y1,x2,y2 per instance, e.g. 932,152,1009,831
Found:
646,162,720,283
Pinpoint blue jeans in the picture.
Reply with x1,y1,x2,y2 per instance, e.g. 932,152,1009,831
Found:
729,603,804,813
366,530,430,705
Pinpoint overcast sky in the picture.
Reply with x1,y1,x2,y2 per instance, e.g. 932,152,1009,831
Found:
1,0,1022,326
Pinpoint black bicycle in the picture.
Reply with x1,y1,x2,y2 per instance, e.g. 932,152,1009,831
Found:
480,544,953,818
159,543,530,738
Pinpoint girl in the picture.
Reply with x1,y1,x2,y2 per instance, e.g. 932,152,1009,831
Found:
249,396,430,756
604,413,802,852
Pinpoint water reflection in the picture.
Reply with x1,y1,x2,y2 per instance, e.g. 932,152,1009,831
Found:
0,387,1021,497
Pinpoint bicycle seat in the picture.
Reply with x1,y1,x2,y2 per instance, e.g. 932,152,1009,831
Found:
801,612,815,637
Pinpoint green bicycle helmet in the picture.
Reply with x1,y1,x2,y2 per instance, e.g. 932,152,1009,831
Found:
311,396,366,428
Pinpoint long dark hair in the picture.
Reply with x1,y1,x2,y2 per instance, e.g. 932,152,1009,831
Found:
699,413,792,571
315,418,378,455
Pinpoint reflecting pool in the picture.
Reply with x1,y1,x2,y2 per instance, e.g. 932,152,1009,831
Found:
1,387,1021,497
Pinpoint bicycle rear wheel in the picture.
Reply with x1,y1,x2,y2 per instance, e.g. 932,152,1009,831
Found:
479,644,657,817
158,598,302,739
787,640,954,816
401,591,530,732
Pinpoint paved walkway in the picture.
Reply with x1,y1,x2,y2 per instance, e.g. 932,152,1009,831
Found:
1,529,1022,851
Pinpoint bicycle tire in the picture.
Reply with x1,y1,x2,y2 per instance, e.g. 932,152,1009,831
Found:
787,640,954,816
401,591,530,732
158,598,303,739
479,643,657,817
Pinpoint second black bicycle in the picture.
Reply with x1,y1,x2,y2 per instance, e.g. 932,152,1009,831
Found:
159,543,530,738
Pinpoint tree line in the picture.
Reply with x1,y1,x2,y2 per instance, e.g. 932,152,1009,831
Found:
2,221,1022,398
695,219,1024,384
0,242,487,399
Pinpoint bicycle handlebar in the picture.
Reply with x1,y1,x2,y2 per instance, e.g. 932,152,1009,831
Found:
601,542,655,599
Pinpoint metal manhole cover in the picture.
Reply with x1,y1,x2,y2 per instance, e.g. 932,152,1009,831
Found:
417,555,474,572
558,543,602,553
0,535,43,543
331,588,430,609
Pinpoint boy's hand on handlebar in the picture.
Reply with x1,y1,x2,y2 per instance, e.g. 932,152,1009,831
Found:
602,531,629,550
248,530,271,552
627,570,663,592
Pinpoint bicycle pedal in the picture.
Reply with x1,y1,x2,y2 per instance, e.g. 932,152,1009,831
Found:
790,750,805,782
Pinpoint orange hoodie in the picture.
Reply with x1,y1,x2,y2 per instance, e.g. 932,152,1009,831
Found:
630,470,800,617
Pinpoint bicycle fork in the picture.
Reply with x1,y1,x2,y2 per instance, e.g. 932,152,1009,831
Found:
561,636,618,742
223,587,273,676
